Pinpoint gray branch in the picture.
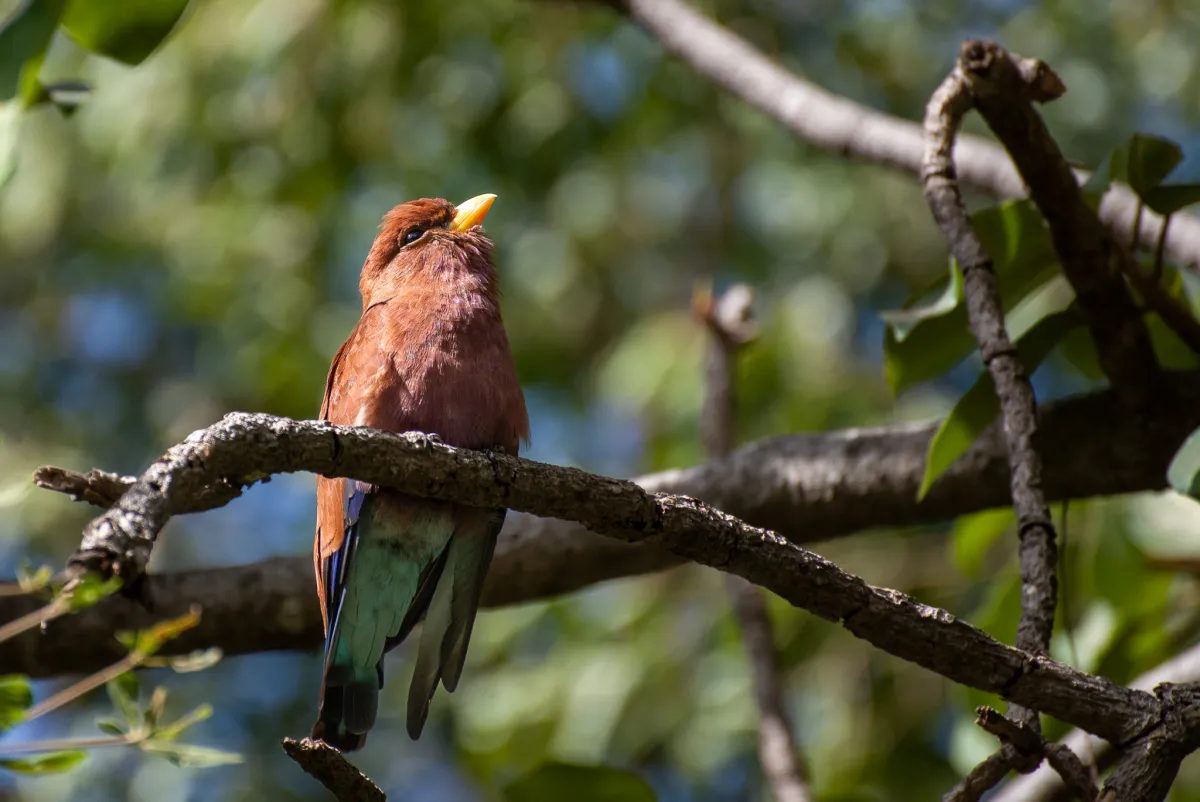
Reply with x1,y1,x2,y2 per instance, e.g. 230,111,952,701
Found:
600,0,1200,272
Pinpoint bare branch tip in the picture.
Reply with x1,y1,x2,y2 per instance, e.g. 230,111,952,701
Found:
281,737,386,802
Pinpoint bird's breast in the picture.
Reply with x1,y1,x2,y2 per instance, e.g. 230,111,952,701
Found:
373,299,524,451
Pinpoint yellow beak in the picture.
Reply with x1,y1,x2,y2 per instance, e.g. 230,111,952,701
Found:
451,194,496,231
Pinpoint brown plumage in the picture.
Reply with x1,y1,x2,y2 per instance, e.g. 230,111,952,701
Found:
311,195,528,751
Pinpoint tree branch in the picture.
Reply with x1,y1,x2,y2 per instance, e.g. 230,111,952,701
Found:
9,373,1200,678
16,410,1190,744
995,642,1200,802
943,750,1013,802
696,282,811,802
923,40,1061,749
1097,682,1200,801
280,738,385,802
953,40,1159,402
600,0,1200,272
973,708,1097,801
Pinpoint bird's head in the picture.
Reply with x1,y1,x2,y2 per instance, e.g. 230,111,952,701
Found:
359,194,498,306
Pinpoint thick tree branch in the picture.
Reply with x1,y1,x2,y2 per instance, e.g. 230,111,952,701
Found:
923,40,1061,745
696,283,811,802
995,642,1200,802
16,410,1192,744
1097,682,1200,801
600,0,1200,272
280,738,385,802
9,373,1200,678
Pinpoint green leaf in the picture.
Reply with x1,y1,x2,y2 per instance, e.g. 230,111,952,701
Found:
1127,133,1183,197
882,262,970,393
154,703,212,741
1082,145,1128,206
1059,325,1105,380
503,762,657,802
107,672,140,726
65,574,122,611
141,742,244,768
0,751,86,774
951,508,1015,578
879,261,963,335
881,199,1058,395
16,562,52,593
1147,311,1200,371
0,675,33,732
95,716,127,736
0,0,68,103
1141,184,1200,216
122,607,202,657
1167,424,1200,499
973,199,1054,281
919,307,1082,498
143,686,167,730
61,0,191,65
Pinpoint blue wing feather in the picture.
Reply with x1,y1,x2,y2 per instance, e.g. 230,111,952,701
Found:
322,480,371,669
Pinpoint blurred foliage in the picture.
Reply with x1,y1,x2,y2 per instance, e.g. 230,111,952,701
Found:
1,607,239,780
2,0,1200,800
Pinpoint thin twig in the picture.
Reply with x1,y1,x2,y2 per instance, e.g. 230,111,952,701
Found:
923,37,1061,726
22,606,202,722
943,751,1013,801
281,738,386,802
0,597,68,644
975,708,1097,801
24,655,139,722
0,735,132,755
923,39,1068,796
695,282,811,802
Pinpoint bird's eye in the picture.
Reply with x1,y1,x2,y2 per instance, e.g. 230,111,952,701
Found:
402,228,425,246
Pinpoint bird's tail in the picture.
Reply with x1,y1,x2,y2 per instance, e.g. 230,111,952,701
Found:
310,526,431,752
406,531,497,739
310,662,379,752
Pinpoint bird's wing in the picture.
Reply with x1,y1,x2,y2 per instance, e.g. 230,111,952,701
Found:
314,302,390,633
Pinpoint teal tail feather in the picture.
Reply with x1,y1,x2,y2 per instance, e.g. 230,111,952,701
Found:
311,487,453,751
405,519,500,739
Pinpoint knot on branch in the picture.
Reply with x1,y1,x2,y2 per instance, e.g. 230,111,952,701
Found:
958,39,1066,103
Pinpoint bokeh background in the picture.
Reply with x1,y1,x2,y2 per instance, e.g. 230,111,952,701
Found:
4,0,1200,799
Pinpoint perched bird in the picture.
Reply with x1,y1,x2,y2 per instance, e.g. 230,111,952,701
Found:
310,194,528,752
